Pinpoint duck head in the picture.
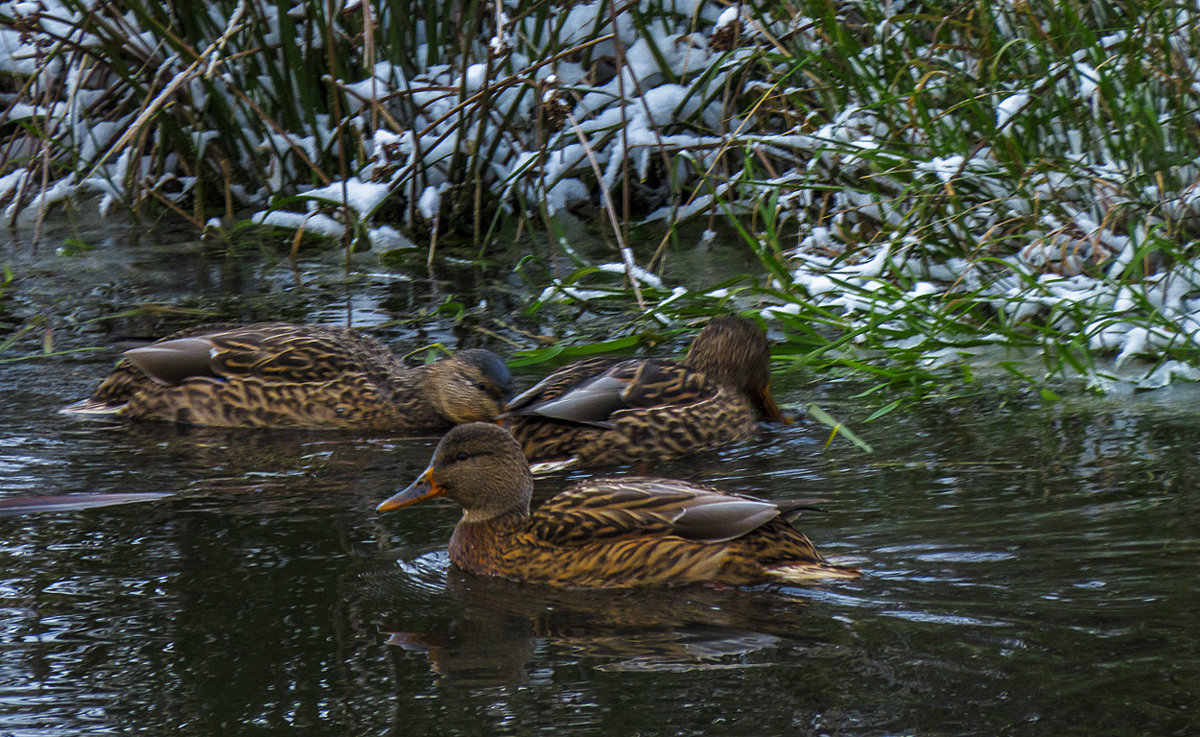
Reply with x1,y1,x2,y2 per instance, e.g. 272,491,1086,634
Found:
684,315,788,423
377,422,532,522
427,349,512,424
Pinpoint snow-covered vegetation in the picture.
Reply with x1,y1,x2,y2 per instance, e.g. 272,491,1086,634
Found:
3,0,1200,392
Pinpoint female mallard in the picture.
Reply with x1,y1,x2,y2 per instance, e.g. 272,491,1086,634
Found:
376,422,859,588
503,315,788,468
64,322,511,432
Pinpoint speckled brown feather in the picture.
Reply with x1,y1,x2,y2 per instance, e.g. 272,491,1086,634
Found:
503,316,785,467
456,484,855,588
505,357,745,465
378,423,859,588
66,322,511,432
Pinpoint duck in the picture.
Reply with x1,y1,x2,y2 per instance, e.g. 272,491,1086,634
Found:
502,315,788,468
376,422,860,588
63,322,511,432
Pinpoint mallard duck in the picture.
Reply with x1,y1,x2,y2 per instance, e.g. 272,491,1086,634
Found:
376,422,859,588
63,322,511,432
503,315,788,468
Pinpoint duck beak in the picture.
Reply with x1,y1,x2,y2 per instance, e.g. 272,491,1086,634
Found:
376,465,446,513
756,384,791,424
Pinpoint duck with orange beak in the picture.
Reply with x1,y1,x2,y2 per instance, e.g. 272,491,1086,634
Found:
377,423,858,588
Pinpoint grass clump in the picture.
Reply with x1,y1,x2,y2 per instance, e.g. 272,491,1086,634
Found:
3,0,1200,395
688,0,1200,392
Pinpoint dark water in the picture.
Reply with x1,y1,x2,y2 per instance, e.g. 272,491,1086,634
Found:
2,223,1198,736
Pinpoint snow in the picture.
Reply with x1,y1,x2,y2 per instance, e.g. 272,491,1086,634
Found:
996,93,1030,131
368,225,417,252
417,186,443,222
1074,63,1100,100
302,179,393,217
7,0,1200,388
0,26,38,75
252,210,344,238
464,63,488,91
596,262,663,289
543,178,589,215
539,285,612,302
343,63,405,111
1114,326,1148,366
921,155,966,183
3,178,75,222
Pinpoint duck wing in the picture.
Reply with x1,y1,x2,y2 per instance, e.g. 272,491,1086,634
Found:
123,337,219,385
123,323,391,386
505,358,622,408
527,478,804,546
505,359,717,428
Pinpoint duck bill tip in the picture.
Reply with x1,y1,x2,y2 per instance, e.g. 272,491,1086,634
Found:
376,468,445,513
757,387,791,424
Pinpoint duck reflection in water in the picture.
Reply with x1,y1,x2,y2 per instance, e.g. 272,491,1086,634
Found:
355,564,849,686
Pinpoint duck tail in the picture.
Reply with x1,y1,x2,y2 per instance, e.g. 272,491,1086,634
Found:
528,457,580,475
59,398,123,416
767,560,862,582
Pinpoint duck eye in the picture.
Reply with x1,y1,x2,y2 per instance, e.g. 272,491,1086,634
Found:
455,451,470,462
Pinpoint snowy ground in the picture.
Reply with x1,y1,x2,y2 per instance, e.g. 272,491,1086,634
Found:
3,0,1200,387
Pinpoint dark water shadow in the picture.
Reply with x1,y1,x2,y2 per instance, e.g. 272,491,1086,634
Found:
345,552,863,689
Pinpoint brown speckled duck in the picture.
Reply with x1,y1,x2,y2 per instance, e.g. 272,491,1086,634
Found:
63,322,511,431
376,422,859,588
503,315,788,469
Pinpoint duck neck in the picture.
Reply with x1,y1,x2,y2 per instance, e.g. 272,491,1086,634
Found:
448,508,527,574
684,346,739,388
387,364,449,427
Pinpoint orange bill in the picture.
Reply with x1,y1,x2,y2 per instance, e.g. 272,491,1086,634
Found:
756,384,791,424
376,466,446,513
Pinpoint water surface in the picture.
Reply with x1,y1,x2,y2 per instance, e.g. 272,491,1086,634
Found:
1,222,1197,736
